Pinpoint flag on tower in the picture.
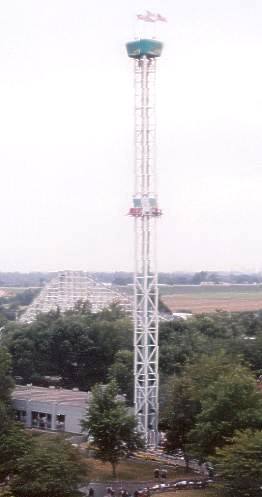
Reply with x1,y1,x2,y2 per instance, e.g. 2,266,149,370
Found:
137,13,155,22
137,11,167,23
146,10,156,19
156,13,167,22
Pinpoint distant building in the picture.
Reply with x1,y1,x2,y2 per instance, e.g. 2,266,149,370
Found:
172,312,192,320
12,385,91,434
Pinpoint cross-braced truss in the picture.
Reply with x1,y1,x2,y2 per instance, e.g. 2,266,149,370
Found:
129,55,161,447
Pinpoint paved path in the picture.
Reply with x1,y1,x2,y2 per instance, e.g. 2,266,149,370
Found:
81,481,153,497
81,477,209,497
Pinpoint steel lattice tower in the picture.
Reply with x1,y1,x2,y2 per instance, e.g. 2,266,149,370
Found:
126,39,163,447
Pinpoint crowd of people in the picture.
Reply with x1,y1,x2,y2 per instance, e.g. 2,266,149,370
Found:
88,486,151,497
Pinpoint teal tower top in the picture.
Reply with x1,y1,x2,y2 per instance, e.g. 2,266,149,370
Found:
126,38,163,58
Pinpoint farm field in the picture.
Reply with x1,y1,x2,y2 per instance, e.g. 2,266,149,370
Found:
160,284,262,314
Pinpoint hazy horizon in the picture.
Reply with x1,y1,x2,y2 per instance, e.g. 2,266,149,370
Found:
1,0,262,273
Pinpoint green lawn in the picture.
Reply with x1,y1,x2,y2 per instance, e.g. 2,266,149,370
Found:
158,490,220,497
86,457,196,482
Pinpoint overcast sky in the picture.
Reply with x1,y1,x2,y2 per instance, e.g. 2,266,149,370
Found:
0,0,262,273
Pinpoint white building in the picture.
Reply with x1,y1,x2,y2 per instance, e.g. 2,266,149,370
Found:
12,385,90,434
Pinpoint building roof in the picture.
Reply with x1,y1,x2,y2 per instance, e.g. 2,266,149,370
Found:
12,385,91,408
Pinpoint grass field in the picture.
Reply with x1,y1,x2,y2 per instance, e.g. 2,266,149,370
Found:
86,458,196,482
158,490,220,497
31,433,195,483
160,284,262,314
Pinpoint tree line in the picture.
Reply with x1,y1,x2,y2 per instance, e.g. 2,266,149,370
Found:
3,306,262,495
2,305,133,393
0,347,88,497
160,311,262,496
0,307,143,494
1,270,262,287
4,307,262,396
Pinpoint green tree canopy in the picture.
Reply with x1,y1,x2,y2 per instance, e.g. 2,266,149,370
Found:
10,437,87,497
4,306,132,390
163,352,262,460
108,350,134,404
0,424,32,481
161,374,200,470
159,310,262,380
0,344,88,495
0,348,14,434
5,307,262,396
213,429,262,497
189,363,262,459
82,381,143,476
0,347,14,403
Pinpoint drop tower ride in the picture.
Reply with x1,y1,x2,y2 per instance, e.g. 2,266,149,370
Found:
126,38,163,447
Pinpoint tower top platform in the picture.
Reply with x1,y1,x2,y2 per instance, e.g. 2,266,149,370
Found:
126,39,163,59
